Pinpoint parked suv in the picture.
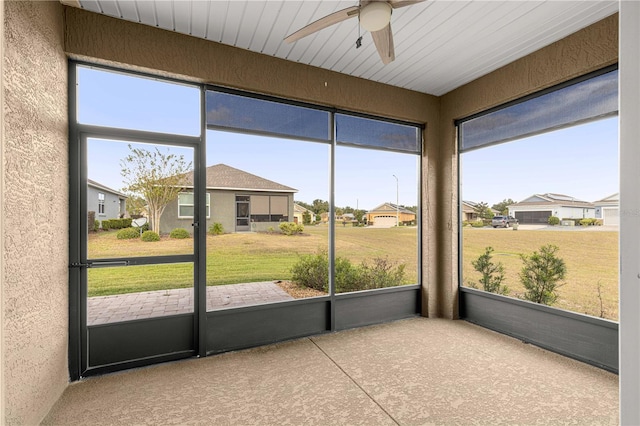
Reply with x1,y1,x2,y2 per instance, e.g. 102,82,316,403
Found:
492,215,518,228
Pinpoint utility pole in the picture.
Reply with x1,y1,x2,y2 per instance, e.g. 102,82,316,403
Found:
392,174,399,226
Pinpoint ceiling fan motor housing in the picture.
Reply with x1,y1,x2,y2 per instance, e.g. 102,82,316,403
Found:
360,2,392,32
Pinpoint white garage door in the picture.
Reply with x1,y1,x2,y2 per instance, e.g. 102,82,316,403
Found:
603,208,619,226
372,215,397,228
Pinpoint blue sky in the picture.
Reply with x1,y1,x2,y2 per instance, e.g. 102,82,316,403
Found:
80,66,618,211
461,116,618,206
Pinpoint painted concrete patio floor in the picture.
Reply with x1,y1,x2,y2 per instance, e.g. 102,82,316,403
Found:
87,281,293,326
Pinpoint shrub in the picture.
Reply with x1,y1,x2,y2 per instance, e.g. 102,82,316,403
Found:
208,222,224,235
471,221,484,228
548,216,560,226
353,257,406,291
471,247,508,295
279,222,304,235
580,218,596,226
140,222,150,232
170,228,190,239
122,218,133,228
519,244,566,305
93,219,100,232
290,251,329,292
290,251,406,293
101,220,111,231
116,227,140,240
141,230,160,242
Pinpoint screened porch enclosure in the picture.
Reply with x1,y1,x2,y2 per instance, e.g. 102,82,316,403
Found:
69,64,422,377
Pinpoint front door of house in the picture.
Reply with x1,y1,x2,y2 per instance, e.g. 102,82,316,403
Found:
70,133,202,377
235,195,250,232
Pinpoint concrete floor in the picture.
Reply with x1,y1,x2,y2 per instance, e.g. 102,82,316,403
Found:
43,318,618,425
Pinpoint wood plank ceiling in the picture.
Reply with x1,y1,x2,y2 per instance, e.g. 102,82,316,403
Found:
70,0,618,96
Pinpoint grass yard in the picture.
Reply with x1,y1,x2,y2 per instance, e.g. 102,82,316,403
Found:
87,225,418,297
462,227,619,320
87,225,619,321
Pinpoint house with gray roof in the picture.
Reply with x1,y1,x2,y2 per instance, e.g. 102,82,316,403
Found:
160,164,297,234
87,179,127,221
507,193,595,224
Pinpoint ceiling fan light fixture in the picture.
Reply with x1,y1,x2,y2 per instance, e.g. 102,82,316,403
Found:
360,2,392,32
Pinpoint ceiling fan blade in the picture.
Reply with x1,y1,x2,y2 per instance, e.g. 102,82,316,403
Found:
284,6,360,43
371,24,395,64
389,0,426,9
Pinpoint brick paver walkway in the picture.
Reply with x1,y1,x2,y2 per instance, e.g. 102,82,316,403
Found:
88,282,294,326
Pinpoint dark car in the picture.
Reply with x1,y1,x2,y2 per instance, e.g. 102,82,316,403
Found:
492,215,518,228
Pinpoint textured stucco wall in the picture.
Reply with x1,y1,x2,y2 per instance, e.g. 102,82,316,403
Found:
432,14,619,319
3,2,69,424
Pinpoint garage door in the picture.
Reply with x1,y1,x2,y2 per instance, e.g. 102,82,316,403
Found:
514,211,552,224
603,208,619,226
372,215,397,228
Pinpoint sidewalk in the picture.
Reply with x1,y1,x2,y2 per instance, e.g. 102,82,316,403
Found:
87,281,294,325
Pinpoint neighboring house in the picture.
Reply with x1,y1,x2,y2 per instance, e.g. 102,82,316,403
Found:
461,201,499,221
594,193,619,226
366,203,416,228
160,164,297,234
507,193,595,224
319,212,356,224
462,201,479,221
87,179,127,221
293,203,311,224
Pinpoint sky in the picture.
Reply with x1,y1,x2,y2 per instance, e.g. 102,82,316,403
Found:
79,65,618,212
460,116,618,206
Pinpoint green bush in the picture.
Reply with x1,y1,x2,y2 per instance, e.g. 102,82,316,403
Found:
208,222,224,235
116,227,140,240
548,216,560,226
140,222,150,232
279,222,304,235
519,244,566,305
141,230,160,242
101,220,111,231
580,218,596,226
93,219,100,232
290,251,329,292
471,247,509,295
290,251,406,293
169,228,190,239
471,221,484,228
122,218,133,228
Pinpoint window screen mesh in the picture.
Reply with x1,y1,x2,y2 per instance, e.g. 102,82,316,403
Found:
250,195,270,214
336,113,421,153
206,91,330,141
459,69,618,152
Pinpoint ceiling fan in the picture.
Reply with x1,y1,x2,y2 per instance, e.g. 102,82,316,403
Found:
284,1,425,65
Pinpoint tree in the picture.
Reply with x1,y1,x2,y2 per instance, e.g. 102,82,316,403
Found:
491,198,515,215
302,210,312,225
353,209,366,224
125,194,146,217
519,244,567,305
295,200,314,213
471,247,508,295
120,145,192,233
312,199,329,214
473,201,494,220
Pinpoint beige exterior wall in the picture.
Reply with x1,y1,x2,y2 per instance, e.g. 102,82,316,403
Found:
435,14,618,319
2,1,69,425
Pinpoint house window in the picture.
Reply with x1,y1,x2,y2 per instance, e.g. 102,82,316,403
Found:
250,195,288,222
98,192,105,215
178,192,210,218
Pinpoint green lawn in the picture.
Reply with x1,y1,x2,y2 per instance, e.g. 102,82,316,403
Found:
87,226,620,321
88,226,419,297
462,227,619,320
